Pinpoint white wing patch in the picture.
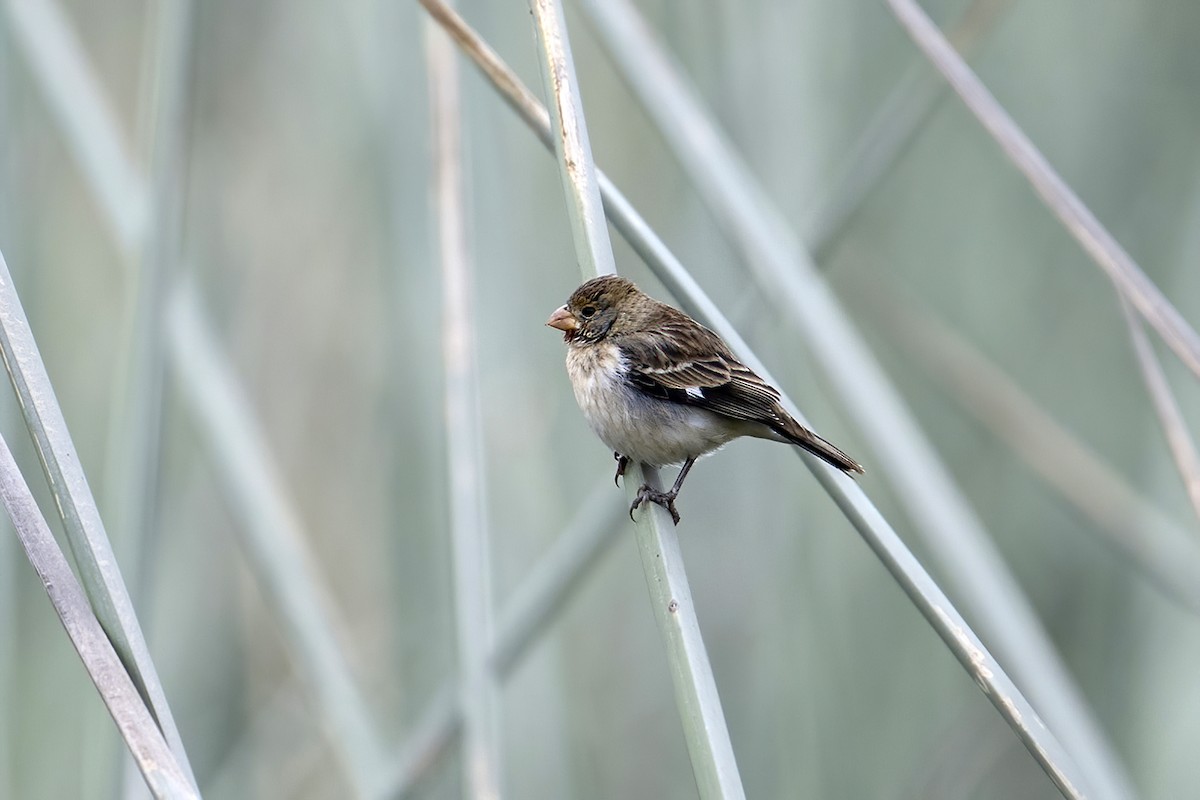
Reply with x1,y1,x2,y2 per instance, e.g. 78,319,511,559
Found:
645,361,693,374
685,386,704,399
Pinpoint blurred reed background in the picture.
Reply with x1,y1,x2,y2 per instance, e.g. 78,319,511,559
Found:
2,0,1200,797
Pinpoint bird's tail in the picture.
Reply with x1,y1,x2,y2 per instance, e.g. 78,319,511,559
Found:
773,415,864,475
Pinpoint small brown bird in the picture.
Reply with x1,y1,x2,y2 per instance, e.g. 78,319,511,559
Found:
547,275,862,524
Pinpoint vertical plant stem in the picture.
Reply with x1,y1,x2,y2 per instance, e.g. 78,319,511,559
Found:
529,0,617,278
427,11,502,799
526,1,745,795
380,478,625,797
104,0,195,596
632,466,748,798
113,6,198,792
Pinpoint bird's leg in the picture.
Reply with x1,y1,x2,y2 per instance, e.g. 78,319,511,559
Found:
629,457,696,526
613,452,630,486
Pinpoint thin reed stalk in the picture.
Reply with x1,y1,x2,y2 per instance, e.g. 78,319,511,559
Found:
106,7,197,795
104,0,195,596
1119,298,1200,526
380,479,624,797
427,11,502,798
0,256,195,798
0,251,198,789
527,0,745,795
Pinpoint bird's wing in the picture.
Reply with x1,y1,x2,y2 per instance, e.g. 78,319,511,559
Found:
619,318,782,424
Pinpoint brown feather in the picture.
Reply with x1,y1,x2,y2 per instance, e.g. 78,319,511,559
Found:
557,275,864,476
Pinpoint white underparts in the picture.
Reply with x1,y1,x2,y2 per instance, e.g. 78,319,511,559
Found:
565,341,743,466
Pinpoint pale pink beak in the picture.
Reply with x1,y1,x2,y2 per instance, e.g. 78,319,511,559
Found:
546,305,580,332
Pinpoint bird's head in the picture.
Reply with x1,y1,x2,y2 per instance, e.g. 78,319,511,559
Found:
546,275,642,344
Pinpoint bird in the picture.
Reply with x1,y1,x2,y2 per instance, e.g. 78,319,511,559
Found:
546,274,863,524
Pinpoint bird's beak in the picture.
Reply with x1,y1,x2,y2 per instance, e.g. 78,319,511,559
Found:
546,305,579,332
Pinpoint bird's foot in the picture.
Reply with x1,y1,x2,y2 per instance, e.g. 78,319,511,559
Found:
613,453,630,486
629,484,681,526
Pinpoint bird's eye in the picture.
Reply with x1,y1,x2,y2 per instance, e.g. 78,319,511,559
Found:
580,305,597,318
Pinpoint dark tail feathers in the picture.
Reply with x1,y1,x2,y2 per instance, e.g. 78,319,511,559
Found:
774,416,863,475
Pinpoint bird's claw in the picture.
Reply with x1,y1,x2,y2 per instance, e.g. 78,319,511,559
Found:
613,453,630,487
629,484,681,526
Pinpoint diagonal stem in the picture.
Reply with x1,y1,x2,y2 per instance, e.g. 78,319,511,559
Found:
167,282,388,796
7,0,389,792
860,282,1200,612
0,245,199,791
1118,297,1200,525
576,0,1132,795
0,355,196,799
883,0,1200,381
806,0,1014,260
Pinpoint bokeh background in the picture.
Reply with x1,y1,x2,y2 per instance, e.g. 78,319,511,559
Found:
2,0,1200,797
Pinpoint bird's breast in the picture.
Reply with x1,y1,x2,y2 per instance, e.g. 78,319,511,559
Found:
565,342,627,423
564,341,737,466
